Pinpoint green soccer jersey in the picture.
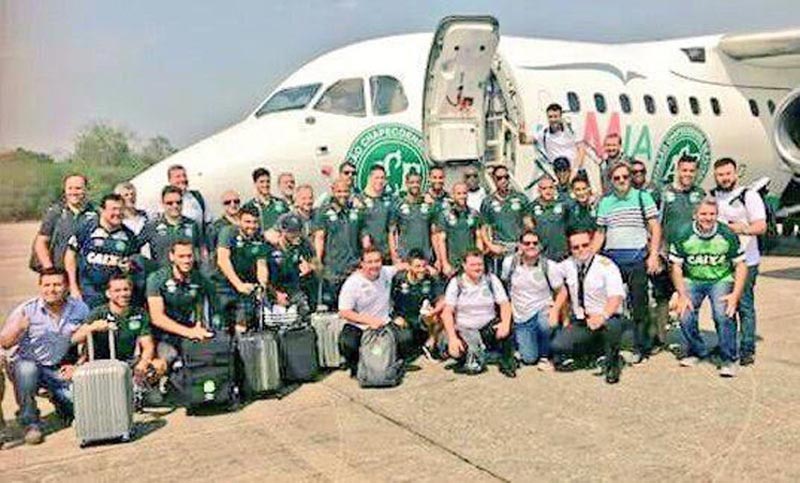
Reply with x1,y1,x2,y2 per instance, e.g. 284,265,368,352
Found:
531,198,570,261
565,199,597,233
390,195,435,261
145,265,216,331
669,223,744,282
312,201,364,277
661,185,706,247
426,190,453,218
354,191,394,257
243,196,290,232
480,190,531,244
391,271,444,324
434,204,482,268
140,215,202,266
205,216,236,257
213,225,267,290
265,239,315,292
84,304,151,361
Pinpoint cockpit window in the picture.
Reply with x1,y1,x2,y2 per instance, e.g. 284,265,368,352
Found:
255,83,321,117
370,75,409,115
314,78,366,117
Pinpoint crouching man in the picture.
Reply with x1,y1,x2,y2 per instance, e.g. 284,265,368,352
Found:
71,273,165,382
441,251,516,378
0,268,89,445
551,229,626,384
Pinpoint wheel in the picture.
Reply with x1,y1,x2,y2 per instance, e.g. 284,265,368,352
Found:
79,440,88,449
120,432,131,443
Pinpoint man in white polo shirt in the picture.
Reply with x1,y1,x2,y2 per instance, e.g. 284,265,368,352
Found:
441,251,515,377
520,103,585,167
710,157,767,367
338,247,410,376
552,229,626,384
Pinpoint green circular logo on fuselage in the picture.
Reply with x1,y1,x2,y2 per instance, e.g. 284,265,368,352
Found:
654,123,712,187
346,123,429,194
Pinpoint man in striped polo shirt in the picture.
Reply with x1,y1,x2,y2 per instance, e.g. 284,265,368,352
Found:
591,161,662,363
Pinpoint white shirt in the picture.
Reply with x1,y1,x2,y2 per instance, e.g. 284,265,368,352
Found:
501,257,564,323
182,190,211,228
536,126,578,163
466,187,486,212
562,255,625,319
714,187,766,266
444,273,508,330
338,266,399,329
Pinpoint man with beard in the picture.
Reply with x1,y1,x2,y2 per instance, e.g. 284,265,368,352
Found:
424,165,451,214
599,133,628,193
464,165,486,212
480,165,533,274
277,172,296,207
265,213,317,313
566,176,597,234
433,182,484,277
390,170,436,264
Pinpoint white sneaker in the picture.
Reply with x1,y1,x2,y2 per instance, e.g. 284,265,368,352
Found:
537,359,554,372
719,364,737,378
680,356,700,367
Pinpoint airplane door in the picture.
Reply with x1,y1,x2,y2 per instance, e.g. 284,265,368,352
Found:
423,15,500,163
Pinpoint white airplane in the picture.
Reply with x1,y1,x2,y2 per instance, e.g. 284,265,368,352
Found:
131,15,800,219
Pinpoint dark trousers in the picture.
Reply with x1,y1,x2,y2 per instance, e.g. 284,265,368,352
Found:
550,316,624,365
339,323,414,375
649,263,674,345
617,259,652,354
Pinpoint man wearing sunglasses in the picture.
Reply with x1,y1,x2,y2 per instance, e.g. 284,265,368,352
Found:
140,186,203,267
593,162,662,364
552,229,626,384
481,166,534,274
206,190,242,258
464,165,486,212
630,160,662,208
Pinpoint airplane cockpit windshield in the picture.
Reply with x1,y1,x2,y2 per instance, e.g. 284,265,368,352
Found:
370,75,409,115
314,78,367,117
255,83,321,117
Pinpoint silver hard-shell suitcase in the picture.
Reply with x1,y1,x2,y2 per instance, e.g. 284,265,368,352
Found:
237,330,281,394
73,328,134,447
310,310,345,368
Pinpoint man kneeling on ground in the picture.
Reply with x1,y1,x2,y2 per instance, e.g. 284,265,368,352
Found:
0,268,89,445
441,251,516,377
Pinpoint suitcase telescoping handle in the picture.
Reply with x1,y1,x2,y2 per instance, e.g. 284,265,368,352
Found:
86,323,117,362
256,285,266,332
316,274,327,312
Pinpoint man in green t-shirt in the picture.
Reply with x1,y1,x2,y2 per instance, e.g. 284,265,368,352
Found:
205,190,241,258
433,182,483,277
565,176,597,233
73,273,165,378
354,165,395,261
481,165,534,274
214,206,268,330
389,170,436,263
243,167,290,233
670,197,746,377
265,213,317,313
313,178,367,307
146,239,215,365
530,176,570,262
140,186,203,266
391,249,445,358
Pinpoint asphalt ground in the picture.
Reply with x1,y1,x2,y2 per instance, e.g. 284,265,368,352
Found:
1,221,799,482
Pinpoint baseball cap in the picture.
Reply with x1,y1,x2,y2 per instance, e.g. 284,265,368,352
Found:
278,213,303,233
553,157,571,172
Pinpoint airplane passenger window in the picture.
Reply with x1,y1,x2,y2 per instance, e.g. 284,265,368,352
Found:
667,96,679,115
254,83,322,118
594,93,607,113
710,97,721,116
644,95,656,114
567,92,580,112
619,94,631,114
314,78,366,117
689,96,700,115
768,99,776,115
749,99,760,117
370,76,409,115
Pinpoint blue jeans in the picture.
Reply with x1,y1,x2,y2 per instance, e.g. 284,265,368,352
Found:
514,310,552,364
680,281,737,363
12,359,73,428
739,265,759,357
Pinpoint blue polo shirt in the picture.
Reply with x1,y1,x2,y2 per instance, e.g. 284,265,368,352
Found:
5,297,89,366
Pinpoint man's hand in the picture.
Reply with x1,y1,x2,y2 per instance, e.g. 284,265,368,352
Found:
365,316,385,330
91,319,115,332
447,334,465,359
59,364,76,381
426,265,439,277
587,314,605,331
188,324,213,341
441,261,454,278
488,243,506,256
727,221,748,234
70,286,83,301
298,257,314,277
676,295,694,318
646,254,662,275
275,291,290,307
393,317,407,328
548,307,561,327
133,359,149,378
494,322,511,340
721,293,740,318
237,282,256,295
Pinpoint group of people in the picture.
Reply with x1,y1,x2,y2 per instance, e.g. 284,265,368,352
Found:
0,102,767,446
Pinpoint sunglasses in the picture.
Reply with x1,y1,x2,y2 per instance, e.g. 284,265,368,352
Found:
342,170,356,176
612,174,630,182
632,169,646,175
521,240,539,247
570,242,591,250
465,173,478,178
223,199,241,206
494,175,510,181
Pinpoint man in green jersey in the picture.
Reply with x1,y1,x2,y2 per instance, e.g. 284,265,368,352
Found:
214,206,268,330
434,182,483,277
354,165,394,261
670,197,746,377
565,176,597,233
530,176,570,262
424,165,451,215
481,165,534,274
265,213,317,313
72,273,165,378
140,186,203,266
390,170,436,264
552,157,573,198
391,249,445,358
146,239,215,365
206,190,241,257
243,167,290,233
313,178,367,307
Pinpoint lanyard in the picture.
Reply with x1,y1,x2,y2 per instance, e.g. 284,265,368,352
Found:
577,256,595,315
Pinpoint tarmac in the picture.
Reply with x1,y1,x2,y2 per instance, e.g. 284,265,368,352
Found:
1,221,799,482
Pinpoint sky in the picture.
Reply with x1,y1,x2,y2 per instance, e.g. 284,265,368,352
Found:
1,0,799,155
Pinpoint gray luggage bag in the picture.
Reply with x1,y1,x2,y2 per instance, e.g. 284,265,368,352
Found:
310,310,345,368
73,328,134,447
357,326,405,388
237,290,282,395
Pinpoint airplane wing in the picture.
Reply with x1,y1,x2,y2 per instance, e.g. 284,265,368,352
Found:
719,29,800,66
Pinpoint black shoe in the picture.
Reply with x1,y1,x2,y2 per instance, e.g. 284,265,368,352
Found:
740,354,755,366
499,359,517,378
605,358,621,384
